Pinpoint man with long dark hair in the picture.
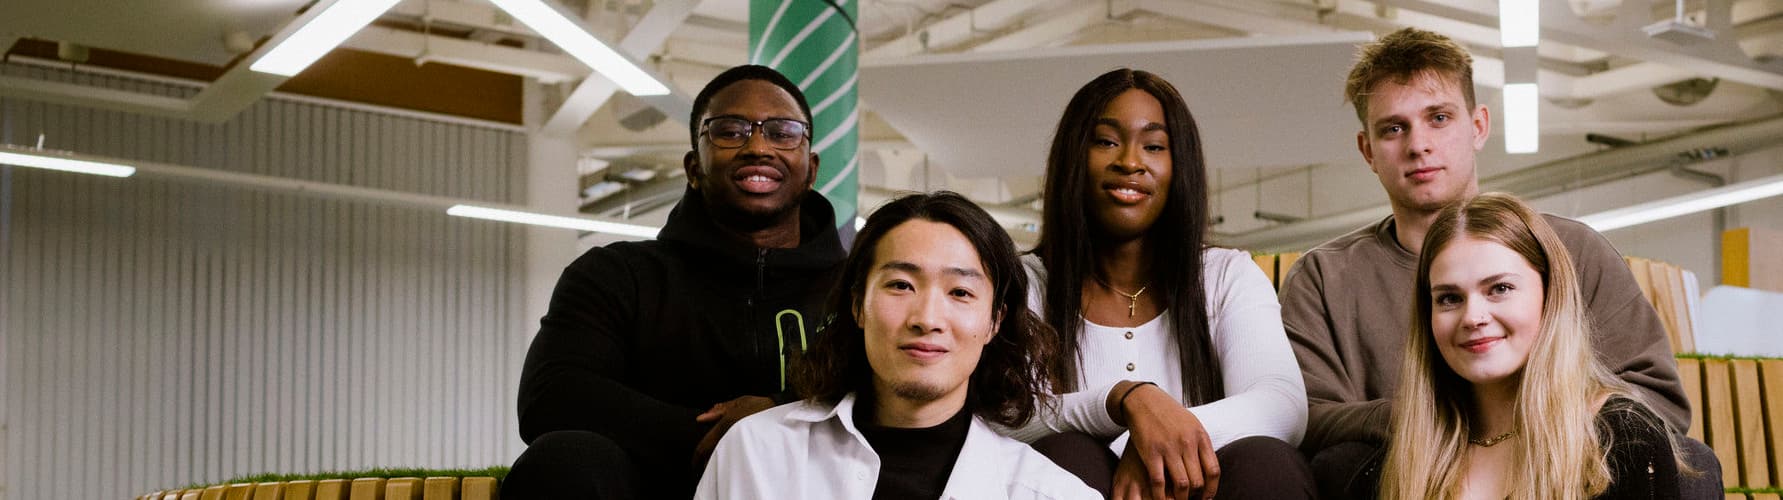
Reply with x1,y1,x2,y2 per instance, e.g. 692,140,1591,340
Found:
696,192,1097,499
505,65,846,499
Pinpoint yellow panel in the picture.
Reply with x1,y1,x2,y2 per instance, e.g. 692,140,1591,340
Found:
1724,228,1751,287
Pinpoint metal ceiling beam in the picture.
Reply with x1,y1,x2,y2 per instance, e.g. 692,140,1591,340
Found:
659,38,747,68
1149,0,1694,99
864,0,1065,59
183,0,357,123
387,0,534,38
969,0,1139,53
343,25,590,82
0,73,192,118
1223,112,1783,251
1370,0,1783,90
582,139,916,158
1136,0,1347,36
541,0,696,136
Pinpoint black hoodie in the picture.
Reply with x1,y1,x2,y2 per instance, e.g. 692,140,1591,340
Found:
516,188,847,490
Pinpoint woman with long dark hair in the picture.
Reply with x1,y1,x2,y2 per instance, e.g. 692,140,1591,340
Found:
1002,68,1313,499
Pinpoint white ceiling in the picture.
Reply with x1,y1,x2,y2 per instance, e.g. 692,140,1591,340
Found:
5,0,1783,238
0,0,307,65
859,33,1371,179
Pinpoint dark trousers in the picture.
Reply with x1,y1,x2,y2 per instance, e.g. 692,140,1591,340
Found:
1308,436,1724,500
1033,432,1316,499
502,430,645,500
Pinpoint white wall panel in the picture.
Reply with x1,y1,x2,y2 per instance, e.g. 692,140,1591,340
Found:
0,65,527,499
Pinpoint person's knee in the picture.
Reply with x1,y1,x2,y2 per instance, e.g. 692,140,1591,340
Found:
1031,432,1115,497
1309,440,1384,500
1217,436,1297,461
1213,437,1315,499
1032,431,1107,458
1217,436,1312,474
504,431,637,500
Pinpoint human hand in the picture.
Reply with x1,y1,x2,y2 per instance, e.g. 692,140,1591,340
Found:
1115,385,1219,500
691,395,776,469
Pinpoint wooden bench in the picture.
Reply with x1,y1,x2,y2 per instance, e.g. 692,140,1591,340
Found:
137,477,497,500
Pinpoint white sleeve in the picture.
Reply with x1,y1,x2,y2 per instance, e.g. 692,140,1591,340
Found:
997,255,1126,443
1184,249,1309,449
694,416,776,500
997,382,1125,443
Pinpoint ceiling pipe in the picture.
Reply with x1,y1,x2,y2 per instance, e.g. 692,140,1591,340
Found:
1220,112,1783,252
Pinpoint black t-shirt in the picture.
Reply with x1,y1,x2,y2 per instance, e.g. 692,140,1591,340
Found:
853,404,973,500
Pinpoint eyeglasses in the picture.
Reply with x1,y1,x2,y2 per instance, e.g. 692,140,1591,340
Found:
700,117,811,150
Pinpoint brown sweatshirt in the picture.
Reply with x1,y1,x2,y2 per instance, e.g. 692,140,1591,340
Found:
1281,214,1689,453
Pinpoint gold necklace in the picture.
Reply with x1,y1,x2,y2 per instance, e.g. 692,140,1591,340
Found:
1095,276,1149,318
1468,431,1516,447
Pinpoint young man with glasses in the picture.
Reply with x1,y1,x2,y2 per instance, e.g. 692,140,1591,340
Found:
504,65,847,500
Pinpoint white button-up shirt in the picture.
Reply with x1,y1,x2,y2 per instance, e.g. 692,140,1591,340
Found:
695,393,1100,500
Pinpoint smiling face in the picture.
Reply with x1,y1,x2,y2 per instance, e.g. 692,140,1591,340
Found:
857,219,999,407
1084,88,1173,241
683,79,818,225
1427,236,1544,391
1357,71,1487,214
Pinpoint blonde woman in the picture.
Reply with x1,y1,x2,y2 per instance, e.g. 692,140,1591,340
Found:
1379,192,1684,499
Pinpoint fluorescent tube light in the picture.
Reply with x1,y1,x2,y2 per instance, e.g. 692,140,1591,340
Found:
1499,0,1540,48
1503,83,1540,154
0,150,135,177
447,204,660,238
487,0,671,96
1579,173,1783,231
250,0,404,76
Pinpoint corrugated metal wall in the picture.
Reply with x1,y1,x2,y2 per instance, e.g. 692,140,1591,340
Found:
0,65,529,499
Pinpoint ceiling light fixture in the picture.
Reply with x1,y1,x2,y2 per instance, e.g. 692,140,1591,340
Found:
1499,0,1540,48
1579,172,1783,231
250,0,405,76
0,147,136,177
447,204,661,238
486,0,672,96
1502,83,1541,154
1500,0,1540,154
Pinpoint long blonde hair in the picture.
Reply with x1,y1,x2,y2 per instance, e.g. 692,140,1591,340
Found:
1380,192,1670,499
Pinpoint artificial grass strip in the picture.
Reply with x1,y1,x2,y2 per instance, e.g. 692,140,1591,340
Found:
1727,486,1783,494
182,466,508,490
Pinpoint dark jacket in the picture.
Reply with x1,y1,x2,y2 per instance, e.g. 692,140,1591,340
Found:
516,189,847,488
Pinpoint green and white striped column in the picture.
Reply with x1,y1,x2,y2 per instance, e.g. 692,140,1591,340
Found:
750,0,859,236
